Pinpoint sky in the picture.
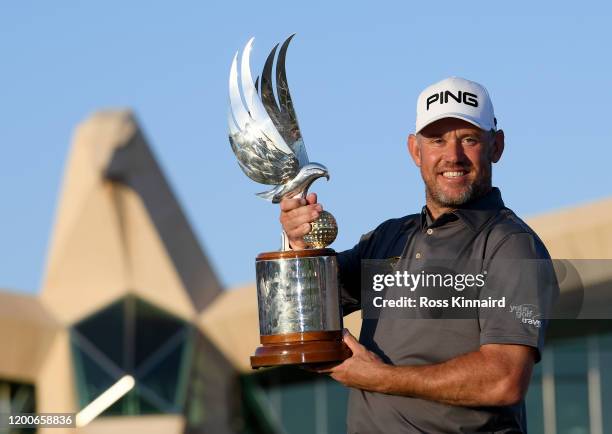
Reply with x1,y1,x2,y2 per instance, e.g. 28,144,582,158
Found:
1,1,611,294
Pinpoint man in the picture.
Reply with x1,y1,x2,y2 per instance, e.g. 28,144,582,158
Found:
280,77,555,433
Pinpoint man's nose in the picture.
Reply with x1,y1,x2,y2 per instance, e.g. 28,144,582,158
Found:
443,139,467,164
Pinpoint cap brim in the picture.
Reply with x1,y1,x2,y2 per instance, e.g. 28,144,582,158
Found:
416,113,492,134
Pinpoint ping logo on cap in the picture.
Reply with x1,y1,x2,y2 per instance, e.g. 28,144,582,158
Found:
415,77,496,133
426,90,479,111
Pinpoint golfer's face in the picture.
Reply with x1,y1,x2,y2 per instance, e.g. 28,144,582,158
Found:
417,118,492,206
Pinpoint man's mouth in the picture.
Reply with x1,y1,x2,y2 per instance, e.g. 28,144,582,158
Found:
441,170,467,178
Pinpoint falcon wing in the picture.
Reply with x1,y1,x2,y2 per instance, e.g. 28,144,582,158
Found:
228,38,299,185
259,34,309,168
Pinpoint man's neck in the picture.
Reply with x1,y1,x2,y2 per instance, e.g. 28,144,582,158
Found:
425,202,454,221
425,187,492,221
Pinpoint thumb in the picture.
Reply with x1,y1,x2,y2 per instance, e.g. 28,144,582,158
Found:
306,192,318,205
342,329,363,353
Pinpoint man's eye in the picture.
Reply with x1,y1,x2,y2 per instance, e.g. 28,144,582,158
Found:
463,137,478,145
431,138,444,145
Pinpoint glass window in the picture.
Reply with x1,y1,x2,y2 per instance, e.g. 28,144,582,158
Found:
325,380,349,434
554,338,590,434
75,297,125,368
133,298,184,367
525,362,544,434
277,380,316,434
70,295,192,416
71,342,118,409
599,333,612,434
0,379,36,434
243,367,349,434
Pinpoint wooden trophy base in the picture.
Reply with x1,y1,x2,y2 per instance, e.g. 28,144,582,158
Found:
250,330,352,369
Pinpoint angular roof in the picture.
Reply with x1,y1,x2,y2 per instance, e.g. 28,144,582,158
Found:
527,197,612,259
41,110,222,325
198,284,260,371
0,290,59,381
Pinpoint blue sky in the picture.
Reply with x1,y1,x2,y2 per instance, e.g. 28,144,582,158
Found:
1,1,611,293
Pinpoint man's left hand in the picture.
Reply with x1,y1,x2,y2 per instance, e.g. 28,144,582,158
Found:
316,329,390,393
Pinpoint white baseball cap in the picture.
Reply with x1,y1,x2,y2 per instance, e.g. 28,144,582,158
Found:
415,77,497,133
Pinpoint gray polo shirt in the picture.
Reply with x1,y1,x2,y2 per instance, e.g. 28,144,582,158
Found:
337,187,554,434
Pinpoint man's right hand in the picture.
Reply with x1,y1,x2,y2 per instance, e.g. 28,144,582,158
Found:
279,192,323,250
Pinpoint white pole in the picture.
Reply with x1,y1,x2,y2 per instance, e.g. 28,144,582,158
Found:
75,375,135,427
587,336,603,434
542,348,556,434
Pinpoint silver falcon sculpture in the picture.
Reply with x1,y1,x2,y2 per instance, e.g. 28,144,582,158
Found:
228,35,337,250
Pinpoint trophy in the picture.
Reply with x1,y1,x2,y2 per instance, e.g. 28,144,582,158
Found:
228,35,351,368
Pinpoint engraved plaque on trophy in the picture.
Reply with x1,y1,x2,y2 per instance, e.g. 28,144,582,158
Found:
227,35,351,368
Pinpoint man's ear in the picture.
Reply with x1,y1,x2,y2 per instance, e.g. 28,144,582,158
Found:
490,130,505,163
408,134,421,167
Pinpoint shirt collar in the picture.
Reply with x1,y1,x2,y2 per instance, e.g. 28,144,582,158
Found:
420,187,505,232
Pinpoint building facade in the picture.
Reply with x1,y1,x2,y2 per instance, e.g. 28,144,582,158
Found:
1,111,611,434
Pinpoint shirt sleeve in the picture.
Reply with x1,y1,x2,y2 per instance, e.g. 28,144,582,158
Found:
337,225,384,315
479,232,558,362
337,235,368,315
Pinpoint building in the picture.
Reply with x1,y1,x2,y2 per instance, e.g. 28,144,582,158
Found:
1,111,611,434
1,111,237,434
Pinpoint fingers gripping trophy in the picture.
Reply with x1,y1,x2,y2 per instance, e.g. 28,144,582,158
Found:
228,35,351,368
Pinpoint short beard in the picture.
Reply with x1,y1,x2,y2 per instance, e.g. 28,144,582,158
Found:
425,177,490,208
